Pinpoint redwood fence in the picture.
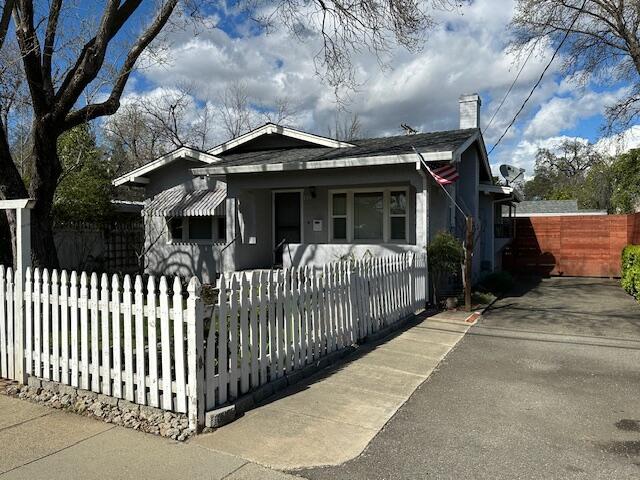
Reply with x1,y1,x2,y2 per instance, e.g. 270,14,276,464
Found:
504,213,640,277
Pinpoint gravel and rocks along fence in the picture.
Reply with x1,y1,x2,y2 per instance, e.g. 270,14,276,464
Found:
3,378,193,442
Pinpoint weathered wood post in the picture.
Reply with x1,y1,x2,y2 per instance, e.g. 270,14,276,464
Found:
464,216,474,312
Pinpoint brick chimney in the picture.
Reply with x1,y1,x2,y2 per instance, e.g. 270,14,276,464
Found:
459,93,481,130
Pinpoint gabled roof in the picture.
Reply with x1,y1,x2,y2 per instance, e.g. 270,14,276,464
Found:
207,123,355,156
193,128,490,178
112,146,221,187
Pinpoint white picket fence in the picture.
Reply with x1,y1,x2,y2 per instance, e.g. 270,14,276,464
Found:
204,253,427,410
0,253,427,428
0,265,203,428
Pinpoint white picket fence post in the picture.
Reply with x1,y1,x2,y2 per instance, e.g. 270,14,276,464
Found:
186,277,205,430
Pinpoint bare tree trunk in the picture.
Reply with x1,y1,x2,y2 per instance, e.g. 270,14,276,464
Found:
0,118,29,267
28,120,62,269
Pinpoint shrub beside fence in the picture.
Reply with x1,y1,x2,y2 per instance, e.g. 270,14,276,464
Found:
0,253,428,430
621,245,640,302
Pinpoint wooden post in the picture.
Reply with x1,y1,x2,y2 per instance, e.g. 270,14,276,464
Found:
187,277,205,431
14,206,32,384
464,216,474,312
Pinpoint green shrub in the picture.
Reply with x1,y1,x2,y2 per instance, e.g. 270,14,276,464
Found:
479,271,514,295
427,232,464,303
621,245,640,301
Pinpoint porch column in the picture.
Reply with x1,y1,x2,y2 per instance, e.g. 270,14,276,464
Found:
223,197,237,272
416,170,429,249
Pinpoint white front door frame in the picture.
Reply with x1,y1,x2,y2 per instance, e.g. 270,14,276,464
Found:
271,189,304,265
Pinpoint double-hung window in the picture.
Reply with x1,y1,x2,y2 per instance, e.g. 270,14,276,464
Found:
330,188,409,243
389,191,407,240
331,193,348,241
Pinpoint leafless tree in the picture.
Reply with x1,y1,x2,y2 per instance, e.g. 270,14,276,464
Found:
328,112,363,141
263,96,296,125
105,84,216,175
511,0,640,131
0,0,461,269
216,83,253,139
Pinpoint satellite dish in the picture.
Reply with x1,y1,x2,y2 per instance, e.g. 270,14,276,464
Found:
500,164,525,185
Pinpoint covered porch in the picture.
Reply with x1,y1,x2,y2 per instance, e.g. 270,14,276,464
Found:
216,163,432,272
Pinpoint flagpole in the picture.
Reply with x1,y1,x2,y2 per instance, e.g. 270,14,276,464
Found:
412,148,468,220
413,147,474,312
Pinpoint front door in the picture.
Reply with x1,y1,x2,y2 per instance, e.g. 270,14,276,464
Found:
273,191,302,266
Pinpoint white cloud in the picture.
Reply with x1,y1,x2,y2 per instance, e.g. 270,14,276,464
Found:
119,0,638,172
595,125,640,156
523,87,628,139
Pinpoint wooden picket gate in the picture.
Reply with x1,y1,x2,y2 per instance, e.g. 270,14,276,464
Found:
203,253,428,411
0,265,204,428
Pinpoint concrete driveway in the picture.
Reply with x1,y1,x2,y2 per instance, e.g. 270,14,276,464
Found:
301,277,640,479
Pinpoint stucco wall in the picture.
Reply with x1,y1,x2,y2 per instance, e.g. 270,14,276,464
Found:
456,146,482,280
224,164,428,271
143,159,207,198
283,243,424,269
143,214,223,284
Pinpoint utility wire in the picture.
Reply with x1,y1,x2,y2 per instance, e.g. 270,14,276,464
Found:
488,0,587,155
483,42,538,135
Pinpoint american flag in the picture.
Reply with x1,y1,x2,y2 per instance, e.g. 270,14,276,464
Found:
426,164,459,185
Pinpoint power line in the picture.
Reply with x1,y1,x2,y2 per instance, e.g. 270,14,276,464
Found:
488,0,587,155
483,42,538,135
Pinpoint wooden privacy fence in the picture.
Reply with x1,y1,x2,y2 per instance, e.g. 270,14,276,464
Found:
0,265,203,428
504,213,640,277
0,253,428,429
203,253,428,411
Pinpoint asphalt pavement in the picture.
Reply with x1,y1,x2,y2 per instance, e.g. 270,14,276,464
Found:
301,277,640,479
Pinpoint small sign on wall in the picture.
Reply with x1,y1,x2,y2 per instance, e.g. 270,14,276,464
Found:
313,219,323,232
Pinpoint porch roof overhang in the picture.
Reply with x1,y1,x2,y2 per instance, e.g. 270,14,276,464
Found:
143,184,227,217
479,183,523,202
191,151,454,176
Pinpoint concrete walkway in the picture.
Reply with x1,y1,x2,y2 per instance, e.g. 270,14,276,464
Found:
0,392,297,479
302,277,640,479
193,310,475,470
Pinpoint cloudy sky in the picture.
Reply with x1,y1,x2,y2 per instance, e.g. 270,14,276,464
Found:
123,0,640,178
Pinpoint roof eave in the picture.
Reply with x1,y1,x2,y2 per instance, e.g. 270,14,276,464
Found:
207,123,355,156
192,150,454,176
112,147,221,187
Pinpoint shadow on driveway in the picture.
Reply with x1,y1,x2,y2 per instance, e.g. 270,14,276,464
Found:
300,276,640,480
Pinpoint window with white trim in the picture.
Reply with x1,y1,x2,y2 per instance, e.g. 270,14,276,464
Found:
329,188,409,243
331,193,347,241
167,215,226,244
389,191,407,240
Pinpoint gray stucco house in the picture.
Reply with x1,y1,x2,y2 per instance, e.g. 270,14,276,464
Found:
113,94,519,283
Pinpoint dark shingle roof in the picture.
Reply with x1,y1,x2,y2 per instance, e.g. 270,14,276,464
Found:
211,128,478,168
517,200,579,214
